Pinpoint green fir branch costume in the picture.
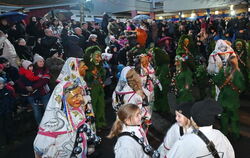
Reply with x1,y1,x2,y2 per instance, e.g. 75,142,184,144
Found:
84,46,107,128
213,65,245,139
173,55,194,104
127,46,146,66
195,65,212,100
233,39,249,88
153,48,171,113
176,35,197,71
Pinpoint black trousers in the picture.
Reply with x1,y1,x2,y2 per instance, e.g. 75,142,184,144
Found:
0,113,14,146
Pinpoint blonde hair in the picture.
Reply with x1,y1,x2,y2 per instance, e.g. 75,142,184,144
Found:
107,104,139,139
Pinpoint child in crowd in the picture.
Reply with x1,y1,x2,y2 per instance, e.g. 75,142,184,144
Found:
0,63,8,81
18,59,49,97
107,104,159,158
158,102,194,157
19,60,41,89
0,64,15,96
0,77,15,148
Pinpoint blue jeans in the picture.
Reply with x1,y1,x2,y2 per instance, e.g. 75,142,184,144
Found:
27,93,51,125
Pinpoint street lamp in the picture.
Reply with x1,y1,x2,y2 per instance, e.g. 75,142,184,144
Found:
230,5,234,10
230,10,236,16
215,11,219,15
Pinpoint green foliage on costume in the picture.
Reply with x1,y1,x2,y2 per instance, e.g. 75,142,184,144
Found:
127,46,146,66
84,45,106,128
154,64,171,112
233,39,249,88
175,66,194,104
153,47,171,112
212,67,245,110
176,34,196,56
195,65,211,99
176,35,197,71
248,41,250,83
207,40,216,56
233,39,248,63
153,47,170,67
84,46,102,66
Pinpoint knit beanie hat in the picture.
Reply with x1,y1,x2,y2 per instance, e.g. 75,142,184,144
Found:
191,98,223,127
0,77,5,84
33,54,44,64
22,60,32,70
175,102,194,119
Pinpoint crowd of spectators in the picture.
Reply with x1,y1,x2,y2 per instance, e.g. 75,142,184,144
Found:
0,11,250,149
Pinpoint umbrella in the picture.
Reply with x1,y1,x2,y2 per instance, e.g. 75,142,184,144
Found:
0,12,27,22
45,9,73,21
132,14,150,21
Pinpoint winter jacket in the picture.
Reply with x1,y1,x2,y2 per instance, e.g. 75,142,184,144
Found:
17,67,50,96
135,28,148,47
0,36,20,68
40,36,61,59
19,67,40,82
3,66,19,82
15,45,33,61
0,87,14,115
65,34,84,58
32,67,50,96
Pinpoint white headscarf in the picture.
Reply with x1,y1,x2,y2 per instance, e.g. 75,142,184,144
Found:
39,81,88,134
207,40,235,74
119,66,132,82
34,81,88,158
57,57,87,88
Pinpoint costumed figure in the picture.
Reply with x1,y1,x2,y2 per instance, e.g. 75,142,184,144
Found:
212,54,245,139
84,46,107,129
195,57,212,100
127,44,145,66
176,34,196,71
112,66,151,127
135,50,162,108
171,55,194,104
233,39,249,89
33,81,101,158
57,57,97,155
207,40,236,100
152,47,170,113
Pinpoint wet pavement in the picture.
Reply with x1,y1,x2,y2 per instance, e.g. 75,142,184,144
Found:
1,95,250,158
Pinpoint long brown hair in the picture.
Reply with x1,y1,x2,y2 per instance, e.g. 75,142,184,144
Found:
107,104,139,139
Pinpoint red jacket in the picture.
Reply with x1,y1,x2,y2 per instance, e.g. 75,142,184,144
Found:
19,67,40,81
33,67,51,96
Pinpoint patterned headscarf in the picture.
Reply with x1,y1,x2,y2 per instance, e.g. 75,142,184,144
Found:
57,57,87,88
34,81,89,157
